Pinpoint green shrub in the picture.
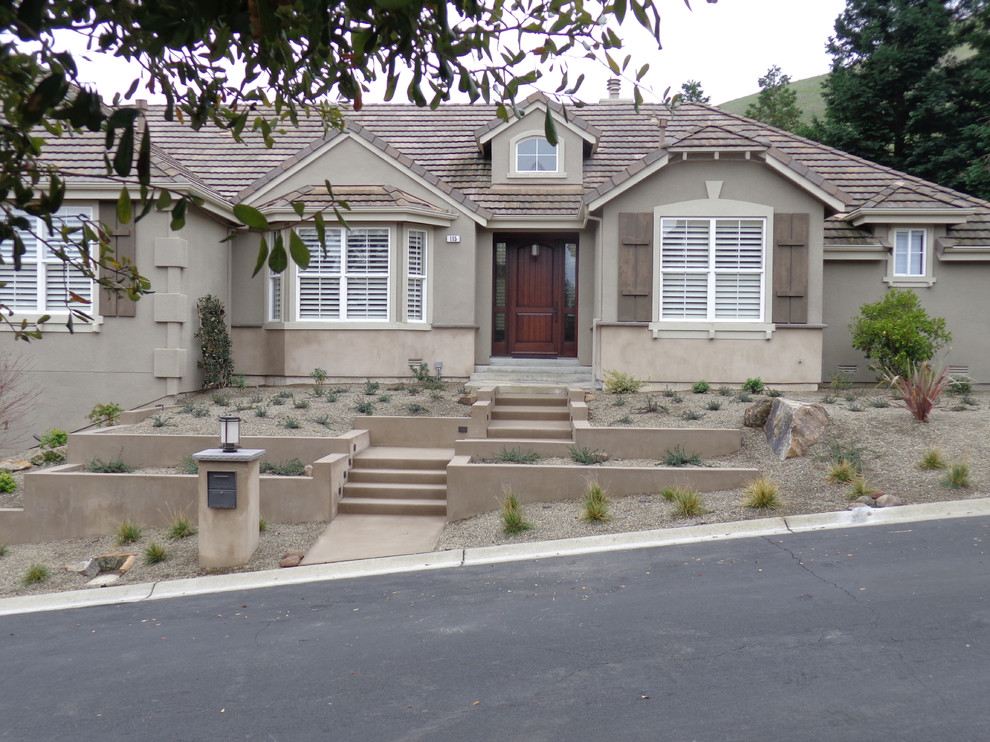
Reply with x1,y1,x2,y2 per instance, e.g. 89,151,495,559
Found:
86,458,132,473
293,399,310,409
717,386,733,396
150,414,172,427
744,478,780,509
191,405,209,418
735,392,752,403
22,563,49,585
947,375,972,396
581,481,611,522
847,403,864,412
355,400,374,415
867,397,890,408
944,461,971,489
41,448,66,464
636,396,664,414
283,416,301,429
706,399,721,411
0,542,7,557
363,379,380,395
742,377,765,394
210,392,230,406
39,428,67,449
691,380,710,394
409,362,433,383
260,458,307,476
259,517,268,532
231,373,246,389
850,289,951,378
671,489,706,517
663,445,701,467
611,395,626,407
179,455,198,474
115,520,143,545
87,402,123,427
0,471,15,493
270,396,285,406
310,367,328,388
429,389,444,401
569,446,608,465
500,491,532,534
830,370,854,392
824,442,866,473
312,414,331,427
603,370,643,394
881,361,950,422
377,394,391,403
144,542,169,565
325,390,339,403
681,409,702,421
822,393,837,404
407,403,427,415
195,295,234,389
618,414,633,424
918,449,947,470
487,448,542,464
276,390,293,399
254,406,268,417
168,515,197,539
766,388,783,398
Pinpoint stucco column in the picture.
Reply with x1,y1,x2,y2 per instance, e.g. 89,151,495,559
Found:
193,448,265,570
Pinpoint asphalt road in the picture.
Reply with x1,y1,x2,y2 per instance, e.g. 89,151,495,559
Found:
3,516,989,741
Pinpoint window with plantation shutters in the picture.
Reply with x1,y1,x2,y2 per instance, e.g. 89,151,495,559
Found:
296,227,390,320
406,229,427,322
0,207,94,315
268,266,282,321
659,217,765,321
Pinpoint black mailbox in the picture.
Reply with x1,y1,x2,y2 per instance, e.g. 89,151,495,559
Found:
207,471,237,509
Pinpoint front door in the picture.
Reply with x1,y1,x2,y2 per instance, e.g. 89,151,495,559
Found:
492,235,578,357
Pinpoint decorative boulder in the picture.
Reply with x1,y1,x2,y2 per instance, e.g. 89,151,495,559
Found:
743,399,774,428
764,398,830,460
457,394,478,406
874,494,903,508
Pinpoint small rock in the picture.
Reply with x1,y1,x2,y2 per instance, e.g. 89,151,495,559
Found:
743,399,774,428
849,502,870,509
87,574,121,587
304,464,313,477
874,494,903,508
0,459,32,472
280,553,303,568
457,394,478,406
95,551,136,572
584,393,596,403
66,559,100,578
854,496,875,506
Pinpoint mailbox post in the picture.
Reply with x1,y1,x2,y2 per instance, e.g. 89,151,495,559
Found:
192,447,266,570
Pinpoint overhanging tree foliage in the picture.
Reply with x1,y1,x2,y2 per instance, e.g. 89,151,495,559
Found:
679,79,710,103
744,65,802,132
813,0,990,199
2,0,718,339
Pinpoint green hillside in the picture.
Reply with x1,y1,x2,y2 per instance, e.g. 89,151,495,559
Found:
717,73,828,125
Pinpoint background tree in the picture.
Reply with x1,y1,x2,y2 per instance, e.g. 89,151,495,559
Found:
813,0,990,199
680,79,711,103
1,0,701,339
744,65,803,131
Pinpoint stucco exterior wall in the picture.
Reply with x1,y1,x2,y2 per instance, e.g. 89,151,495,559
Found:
597,324,823,387
488,108,585,186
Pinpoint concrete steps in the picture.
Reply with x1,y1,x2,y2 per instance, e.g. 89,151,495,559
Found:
487,393,574,441
339,447,453,516
469,358,592,387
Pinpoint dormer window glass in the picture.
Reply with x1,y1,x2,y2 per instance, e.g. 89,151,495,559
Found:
516,137,557,172
894,229,925,276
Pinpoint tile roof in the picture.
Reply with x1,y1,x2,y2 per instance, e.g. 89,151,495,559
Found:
39,99,989,245
259,185,450,213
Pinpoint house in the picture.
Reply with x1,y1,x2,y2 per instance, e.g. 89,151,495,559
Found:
4,85,989,452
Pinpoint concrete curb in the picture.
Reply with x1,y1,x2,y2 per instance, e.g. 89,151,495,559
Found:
2,497,989,617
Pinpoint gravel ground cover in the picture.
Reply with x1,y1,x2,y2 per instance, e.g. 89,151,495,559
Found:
1,383,987,599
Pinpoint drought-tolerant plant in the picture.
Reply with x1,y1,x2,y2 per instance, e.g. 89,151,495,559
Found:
569,445,608,465
881,361,950,422
407,403,427,415
500,490,532,534
637,396,662,414
821,393,837,404
270,396,285,406
429,389,444,401
312,386,325,397
744,478,780,509
681,409,703,421
178,399,196,415
276,390,294,399
283,416,301,429
144,542,169,564
231,373,246,389
254,405,268,417
827,459,858,484
87,402,123,427
742,377,765,394
363,379,380,395
0,542,7,557
735,392,752,403
691,380,710,394
195,295,234,389
22,563,50,585
766,388,783,398
825,442,866,473
325,390,339,403
918,449,947,470
150,414,172,428
312,414,331,427
947,375,972,396
867,397,890,408
603,369,643,395
488,448,542,464
671,489,706,517
847,403,864,412
409,362,433,383
168,515,197,539
38,428,67,449
294,399,310,409
962,394,979,407
310,367,328,388
86,458,133,473
0,471,15,493
259,517,268,532
355,400,374,415
179,455,199,474
944,461,971,489
850,288,951,379
191,405,209,418
847,478,878,500
618,414,633,424
235,402,254,412
844,392,858,402
377,394,391,403
611,395,626,407
717,386,733,396
260,458,307,476
581,481,611,522
706,399,722,411
115,520,143,545
830,370,854,392
660,486,690,502
663,445,702,467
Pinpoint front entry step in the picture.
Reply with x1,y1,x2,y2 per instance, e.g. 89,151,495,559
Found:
487,392,574,441
339,447,453,517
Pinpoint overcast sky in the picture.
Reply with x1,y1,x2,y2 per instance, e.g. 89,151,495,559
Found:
65,0,849,106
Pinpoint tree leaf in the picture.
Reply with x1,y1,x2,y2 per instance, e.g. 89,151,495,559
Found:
268,233,288,273
113,123,134,176
252,234,270,277
289,229,310,270
544,107,558,146
233,203,269,230
117,186,132,224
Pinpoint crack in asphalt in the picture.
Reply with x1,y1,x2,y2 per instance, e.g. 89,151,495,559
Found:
762,535,860,602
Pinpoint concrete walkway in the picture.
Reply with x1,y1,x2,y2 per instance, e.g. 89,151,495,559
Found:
300,514,446,564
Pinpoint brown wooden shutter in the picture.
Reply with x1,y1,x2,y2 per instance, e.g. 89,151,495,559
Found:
617,212,653,322
98,201,137,318
772,213,809,324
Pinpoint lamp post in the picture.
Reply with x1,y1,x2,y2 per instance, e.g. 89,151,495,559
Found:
219,415,241,453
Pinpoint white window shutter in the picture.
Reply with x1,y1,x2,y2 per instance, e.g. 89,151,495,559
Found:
406,230,426,321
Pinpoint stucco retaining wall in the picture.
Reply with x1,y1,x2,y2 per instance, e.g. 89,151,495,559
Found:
445,455,759,521
355,416,475,447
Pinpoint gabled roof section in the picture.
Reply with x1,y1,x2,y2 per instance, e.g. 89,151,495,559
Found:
473,91,601,152
258,185,453,215
666,124,768,152
845,181,976,225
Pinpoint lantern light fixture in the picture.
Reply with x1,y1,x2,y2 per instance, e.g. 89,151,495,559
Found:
219,415,241,453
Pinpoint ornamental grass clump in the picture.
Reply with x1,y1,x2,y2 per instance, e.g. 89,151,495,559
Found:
500,491,532,534
944,461,971,489
581,481,612,522
22,563,49,585
670,489,706,518
918,449,947,471
569,446,608,465
167,515,197,540
115,520,143,545
663,445,702,467
827,459,858,484
144,542,169,565
847,478,878,500
744,478,780,509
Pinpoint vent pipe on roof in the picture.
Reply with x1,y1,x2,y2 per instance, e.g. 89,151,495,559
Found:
606,78,621,99
650,116,667,148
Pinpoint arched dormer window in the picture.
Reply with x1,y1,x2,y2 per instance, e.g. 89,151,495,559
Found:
516,136,557,172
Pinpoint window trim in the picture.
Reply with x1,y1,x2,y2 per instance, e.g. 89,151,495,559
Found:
0,206,99,322
509,133,566,178
406,228,428,323
885,226,935,287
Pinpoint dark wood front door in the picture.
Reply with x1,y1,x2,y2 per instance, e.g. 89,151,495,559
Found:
492,235,578,357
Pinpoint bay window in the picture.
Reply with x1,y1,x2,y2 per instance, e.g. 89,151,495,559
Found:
297,227,390,320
